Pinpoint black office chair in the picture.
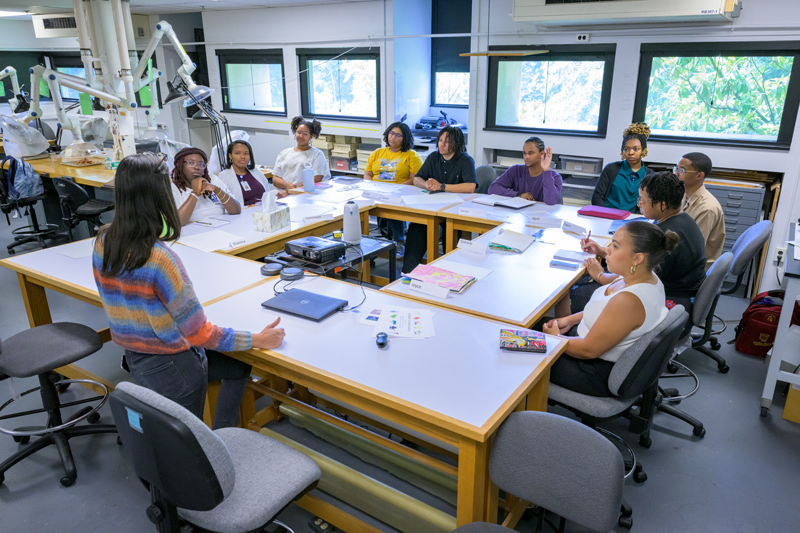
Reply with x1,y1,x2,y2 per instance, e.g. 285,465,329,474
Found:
722,220,773,295
451,411,628,533
52,177,115,242
548,306,688,483
0,322,117,486
110,382,321,533
0,163,60,254
475,165,497,194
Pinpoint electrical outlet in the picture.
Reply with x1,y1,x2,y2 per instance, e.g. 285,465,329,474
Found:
576,33,590,43
775,245,787,265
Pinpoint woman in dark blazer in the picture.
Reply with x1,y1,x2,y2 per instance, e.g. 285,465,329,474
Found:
592,123,654,213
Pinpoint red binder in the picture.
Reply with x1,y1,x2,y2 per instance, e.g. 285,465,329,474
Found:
577,205,631,220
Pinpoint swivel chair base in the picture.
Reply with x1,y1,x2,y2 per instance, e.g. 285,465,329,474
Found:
7,206,60,254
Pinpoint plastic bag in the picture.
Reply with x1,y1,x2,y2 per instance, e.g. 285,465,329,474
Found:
0,115,49,158
158,138,191,172
80,117,109,149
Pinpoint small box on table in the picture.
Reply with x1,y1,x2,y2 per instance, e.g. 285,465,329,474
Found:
253,205,290,233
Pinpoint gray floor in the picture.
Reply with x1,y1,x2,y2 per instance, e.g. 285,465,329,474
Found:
1,210,799,533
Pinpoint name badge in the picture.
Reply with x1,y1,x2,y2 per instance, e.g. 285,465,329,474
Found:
241,181,251,191
459,207,487,219
304,213,334,223
457,238,488,255
527,215,562,229
562,221,587,237
409,279,450,299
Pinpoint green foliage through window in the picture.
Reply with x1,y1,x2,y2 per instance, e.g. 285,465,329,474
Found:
645,55,794,142
225,63,285,113
306,58,377,119
435,72,469,106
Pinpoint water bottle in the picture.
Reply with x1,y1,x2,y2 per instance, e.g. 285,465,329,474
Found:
342,201,361,244
302,162,314,192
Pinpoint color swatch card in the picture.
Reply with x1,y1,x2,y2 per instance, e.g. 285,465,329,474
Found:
402,264,478,294
499,328,547,353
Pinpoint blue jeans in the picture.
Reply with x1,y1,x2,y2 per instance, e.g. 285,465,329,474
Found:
125,347,252,429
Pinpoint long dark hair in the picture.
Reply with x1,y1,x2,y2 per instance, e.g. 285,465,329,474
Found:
623,220,679,270
437,126,466,157
225,140,256,171
383,122,413,152
97,154,181,275
171,146,210,192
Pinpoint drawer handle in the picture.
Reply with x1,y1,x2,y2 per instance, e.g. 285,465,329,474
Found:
729,194,743,200
726,210,740,216
727,202,742,208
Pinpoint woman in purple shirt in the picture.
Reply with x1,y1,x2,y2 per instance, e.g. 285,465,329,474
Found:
487,136,562,205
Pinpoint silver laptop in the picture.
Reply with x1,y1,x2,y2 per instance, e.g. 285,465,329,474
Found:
261,289,348,322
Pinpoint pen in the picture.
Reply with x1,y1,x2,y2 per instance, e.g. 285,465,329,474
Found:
582,230,591,250
195,221,213,226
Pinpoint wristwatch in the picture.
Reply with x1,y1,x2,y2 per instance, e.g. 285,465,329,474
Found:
440,183,446,192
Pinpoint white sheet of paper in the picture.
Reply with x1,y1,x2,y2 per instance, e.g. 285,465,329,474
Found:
50,239,95,259
373,307,436,339
289,204,333,223
191,216,231,228
400,192,460,205
178,230,245,253
433,258,493,280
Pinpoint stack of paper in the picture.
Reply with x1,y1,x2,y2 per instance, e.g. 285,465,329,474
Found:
359,307,436,339
489,229,535,253
553,249,595,263
402,264,477,294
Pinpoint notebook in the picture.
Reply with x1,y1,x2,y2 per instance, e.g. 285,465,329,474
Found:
553,249,595,263
261,289,348,322
473,194,535,209
489,230,535,253
402,264,477,294
499,329,547,353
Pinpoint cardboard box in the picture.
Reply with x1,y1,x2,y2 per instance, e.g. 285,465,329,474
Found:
334,135,360,144
783,385,800,424
333,143,358,151
561,156,602,174
253,205,290,233
332,156,357,171
312,139,334,149
332,149,357,158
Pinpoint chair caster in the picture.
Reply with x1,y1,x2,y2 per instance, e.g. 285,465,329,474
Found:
60,476,75,487
718,363,730,373
711,340,721,350
638,434,652,448
117,435,123,446
87,412,100,424
13,435,30,444
7,248,15,255
760,406,769,417
632,464,647,483
0,472,4,484
618,515,633,529
693,426,706,438
666,362,678,374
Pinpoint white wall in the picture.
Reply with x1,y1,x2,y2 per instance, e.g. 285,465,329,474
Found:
393,0,432,127
468,0,800,291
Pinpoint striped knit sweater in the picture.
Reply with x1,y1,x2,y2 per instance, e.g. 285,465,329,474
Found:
92,241,252,355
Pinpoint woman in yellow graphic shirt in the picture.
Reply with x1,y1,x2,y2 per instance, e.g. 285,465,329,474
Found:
364,122,423,255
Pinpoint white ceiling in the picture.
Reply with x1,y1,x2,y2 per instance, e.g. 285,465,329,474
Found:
0,0,362,17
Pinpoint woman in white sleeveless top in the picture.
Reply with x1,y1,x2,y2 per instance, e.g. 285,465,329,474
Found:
543,221,678,396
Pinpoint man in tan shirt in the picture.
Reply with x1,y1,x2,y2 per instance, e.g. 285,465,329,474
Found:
675,152,725,269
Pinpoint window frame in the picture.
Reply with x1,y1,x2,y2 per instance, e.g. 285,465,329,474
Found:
485,44,616,138
430,0,472,109
632,41,800,150
216,48,287,116
297,47,381,123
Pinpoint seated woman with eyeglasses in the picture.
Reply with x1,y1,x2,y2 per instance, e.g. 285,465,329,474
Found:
217,140,288,206
93,153,286,428
170,147,241,225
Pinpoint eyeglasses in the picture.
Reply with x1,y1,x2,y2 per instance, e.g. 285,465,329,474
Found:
636,196,653,206
672,165,699,177
185,160,207,169
387,131,403,139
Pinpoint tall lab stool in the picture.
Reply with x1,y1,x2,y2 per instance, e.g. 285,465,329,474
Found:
52,177,115,242
0,322,117,486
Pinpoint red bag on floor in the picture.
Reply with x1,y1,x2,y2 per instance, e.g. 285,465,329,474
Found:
734,290,800,358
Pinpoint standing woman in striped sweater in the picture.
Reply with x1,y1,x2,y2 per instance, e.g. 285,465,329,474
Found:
92,153,285,428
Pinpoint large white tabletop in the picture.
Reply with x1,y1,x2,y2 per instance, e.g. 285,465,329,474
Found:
382,223,600,328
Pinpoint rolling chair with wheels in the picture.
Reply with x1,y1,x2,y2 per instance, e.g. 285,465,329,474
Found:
659,253,734,438
0,322,117,486
0,162,60,254
548,306,688,483
722,220,773,295
475,165,497,194
451,411,629,533
109,382,321,533
52,177,115,242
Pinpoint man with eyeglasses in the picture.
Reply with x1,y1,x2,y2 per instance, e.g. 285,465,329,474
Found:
674,152,725,268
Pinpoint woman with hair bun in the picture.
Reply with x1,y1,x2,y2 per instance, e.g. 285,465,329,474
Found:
272,115,331,191
592,122,654,212
543,221,677,396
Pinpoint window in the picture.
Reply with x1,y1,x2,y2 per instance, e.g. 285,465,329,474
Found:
633,42,800,149
216,49,286,115
431,0,472,107
298,48,380,122
486,45,615,136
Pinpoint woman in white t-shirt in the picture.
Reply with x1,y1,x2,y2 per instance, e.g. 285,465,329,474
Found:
543,221,678,396
271,116,331,191
170,147,241,225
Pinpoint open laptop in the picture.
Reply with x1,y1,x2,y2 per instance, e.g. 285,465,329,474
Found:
261,289,348,322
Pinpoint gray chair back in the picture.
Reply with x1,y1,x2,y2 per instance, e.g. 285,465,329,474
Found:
475,165,496,194
489,411,624,532
729,220,772,276
609,305,688,398
691,252,733,328
110,382,236,510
